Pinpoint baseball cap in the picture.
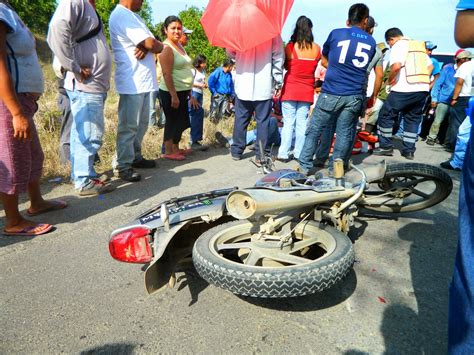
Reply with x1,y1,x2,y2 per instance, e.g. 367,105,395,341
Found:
367,16,377,29
377,42,388,53
425,41,437,50
183,27,193,34
456,50,473,59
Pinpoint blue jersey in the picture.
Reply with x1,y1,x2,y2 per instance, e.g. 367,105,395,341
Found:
322,27,376,96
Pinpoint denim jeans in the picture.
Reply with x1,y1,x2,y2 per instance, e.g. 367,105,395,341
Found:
451,116,472,169
447,96,470,147
66,89,106,189
115,92,151,172
428,102,450,140
189,91,204,143
299,93,363,172
278,100,310,159
148,90,159,127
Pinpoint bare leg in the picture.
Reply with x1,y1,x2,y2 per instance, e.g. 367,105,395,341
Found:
0,192,47,232
164,139,174,155
27,180,67,215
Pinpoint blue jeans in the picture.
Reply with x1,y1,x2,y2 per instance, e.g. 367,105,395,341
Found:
189,91,204,143
149,90,158,127
66,89,106,189
299,93,363,172
448,99,474,354
278,100,310,159
115,93,150,172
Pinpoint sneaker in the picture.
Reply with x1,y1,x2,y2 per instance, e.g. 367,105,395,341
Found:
118,168,141,182
215,132,230,148
276,156,292,163
373,147,394,156
79,179,115,196
191,142,209,151
425,138,436,146
231,154,241,161
132,158,156,169
401,151,415,160
440,160,461,171
98,174,111,183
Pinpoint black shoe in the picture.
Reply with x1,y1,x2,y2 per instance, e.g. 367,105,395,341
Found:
132,158,156,169
231,154,241,161
373,147,394,156
401,151,415,160
215,132,230,148
118,168,141,182
425,138,436,146
191,142,209,151
440,160,460,171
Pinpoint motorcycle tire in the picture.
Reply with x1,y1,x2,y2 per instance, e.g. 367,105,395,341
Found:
360,162,453,213
192,220,354,298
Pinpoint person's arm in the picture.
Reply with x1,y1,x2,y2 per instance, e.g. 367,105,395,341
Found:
371,64,383,104
451,77,464,106
272,36,284,96
207,70,218,96
0,22,30,141
388,62,402,86
138,37,163,54
283,43,292,70
321,55,328,68
47,1,90,81
159,46,179,109
430,67,446,105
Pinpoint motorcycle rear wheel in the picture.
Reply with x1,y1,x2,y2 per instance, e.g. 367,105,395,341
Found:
192,220,354,298
360,163,453,213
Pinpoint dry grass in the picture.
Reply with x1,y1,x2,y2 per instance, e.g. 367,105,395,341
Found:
34,37,235,180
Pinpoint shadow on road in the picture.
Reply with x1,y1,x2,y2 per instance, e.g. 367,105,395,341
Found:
80,342,136,355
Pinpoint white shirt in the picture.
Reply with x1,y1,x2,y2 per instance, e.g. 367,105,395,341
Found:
192,69,206,94
109,4,158,94
227,36,284,101
390,38,431,93
455,60,474,97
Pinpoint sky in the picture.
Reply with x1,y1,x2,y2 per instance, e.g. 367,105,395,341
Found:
150,0,463,54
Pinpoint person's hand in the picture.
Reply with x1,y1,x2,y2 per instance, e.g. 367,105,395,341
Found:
451,98,458,107
79,67,91,82
134,45,148,60
171,94,179,109
274,88,282,98
189,96,200,109
431,102,438,108
12,113,31,141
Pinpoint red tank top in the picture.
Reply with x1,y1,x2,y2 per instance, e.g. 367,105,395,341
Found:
281,42,320,103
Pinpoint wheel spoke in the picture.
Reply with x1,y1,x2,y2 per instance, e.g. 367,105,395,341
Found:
393,177,429,189
244,251,262,266
262,252,311,265
216,242,253,252
290,236,322,252
411,189,431,199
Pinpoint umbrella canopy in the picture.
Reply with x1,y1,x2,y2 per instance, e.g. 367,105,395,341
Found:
201,0,294,52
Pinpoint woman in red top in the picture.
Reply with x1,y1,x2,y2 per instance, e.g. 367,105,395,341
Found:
277,16,320,162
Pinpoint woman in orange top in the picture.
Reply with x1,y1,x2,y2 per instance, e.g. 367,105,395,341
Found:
277,16,320,162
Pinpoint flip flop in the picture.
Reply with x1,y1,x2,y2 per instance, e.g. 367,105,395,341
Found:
26,200,68,216
163,153,186,161
3,223,53,237
179,148,193,156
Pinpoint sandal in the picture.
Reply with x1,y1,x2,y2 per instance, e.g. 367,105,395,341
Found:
179,148,193,156
26,200,68,216
3,223,53,237
163,153,186,161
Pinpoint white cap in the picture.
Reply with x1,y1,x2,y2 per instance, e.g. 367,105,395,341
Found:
183,27,193,34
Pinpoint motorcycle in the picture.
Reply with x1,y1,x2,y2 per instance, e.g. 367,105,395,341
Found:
108,160,453,298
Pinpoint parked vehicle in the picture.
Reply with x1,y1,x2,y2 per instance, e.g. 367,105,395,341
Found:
109,160,452,298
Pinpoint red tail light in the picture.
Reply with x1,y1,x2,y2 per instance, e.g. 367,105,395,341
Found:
109,227,153,263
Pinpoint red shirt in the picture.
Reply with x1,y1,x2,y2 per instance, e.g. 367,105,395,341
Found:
281,42,320,103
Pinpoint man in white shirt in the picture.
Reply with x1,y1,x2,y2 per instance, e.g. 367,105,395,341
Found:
446,50,473,149
374,27,433,160
227,37,284,162
109,0,163,182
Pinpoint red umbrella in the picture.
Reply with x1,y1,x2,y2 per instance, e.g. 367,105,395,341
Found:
201,0,294,52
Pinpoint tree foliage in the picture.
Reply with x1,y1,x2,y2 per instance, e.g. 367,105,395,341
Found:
177,6,228,72
8,0,56,34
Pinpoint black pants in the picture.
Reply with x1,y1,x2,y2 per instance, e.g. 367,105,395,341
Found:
447,96,470,147
159,89,190,144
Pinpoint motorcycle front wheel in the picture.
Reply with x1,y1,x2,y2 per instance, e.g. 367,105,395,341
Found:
359,163,453,213
192,220,354,298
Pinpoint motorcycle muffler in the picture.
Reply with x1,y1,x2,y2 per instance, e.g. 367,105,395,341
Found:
226,188,356,220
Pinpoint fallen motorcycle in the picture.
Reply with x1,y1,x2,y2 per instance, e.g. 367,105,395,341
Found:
109,160,452,298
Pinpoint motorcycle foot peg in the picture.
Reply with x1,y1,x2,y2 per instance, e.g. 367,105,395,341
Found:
333,159,344,186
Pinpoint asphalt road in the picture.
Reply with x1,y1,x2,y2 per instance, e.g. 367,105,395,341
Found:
0,140,460,354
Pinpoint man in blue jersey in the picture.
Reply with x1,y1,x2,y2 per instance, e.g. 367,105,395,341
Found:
298,3,376,174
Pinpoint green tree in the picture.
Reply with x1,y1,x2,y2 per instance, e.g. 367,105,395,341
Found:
177,6,227,71
9,0,56,34
95,0,154,38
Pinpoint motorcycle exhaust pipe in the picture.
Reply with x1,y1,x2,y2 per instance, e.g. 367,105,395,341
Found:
226,188,356,220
